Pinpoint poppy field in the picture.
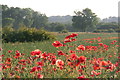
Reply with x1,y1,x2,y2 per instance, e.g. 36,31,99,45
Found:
1,32,120,79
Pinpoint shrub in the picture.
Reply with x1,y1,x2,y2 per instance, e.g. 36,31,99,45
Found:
107,28,116,33
115,28,120,33
59,29,69,33
93,29,116,33
93,29,101,33
2,27,56,43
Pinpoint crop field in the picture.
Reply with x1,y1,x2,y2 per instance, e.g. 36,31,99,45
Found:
1,32,120,79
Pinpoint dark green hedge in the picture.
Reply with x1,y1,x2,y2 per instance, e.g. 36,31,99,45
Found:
2,27,56,43
93,29,116,33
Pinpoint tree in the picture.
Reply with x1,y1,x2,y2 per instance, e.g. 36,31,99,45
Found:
54,23,65,32
22,8,34,27
2,18,15,27
2,5,48,29
2,5,9,19
31,12,48,29
0,5,2,27
48,22,65,32
72,8,99,32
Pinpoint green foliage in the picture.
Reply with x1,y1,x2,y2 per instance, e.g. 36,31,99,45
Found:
2,18,15,27
31,12,48,28
72,8,99,32
108,28,116,33
115,28,120,33
2,27,56,43
93,29,116,33
2,33,119,78
97,22,119,30
95,22,119,33
2,26,14,34
2,5,48,29
48,22,65,32
59,29,69,33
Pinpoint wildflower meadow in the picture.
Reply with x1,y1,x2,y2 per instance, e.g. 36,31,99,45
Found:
1,33,120,79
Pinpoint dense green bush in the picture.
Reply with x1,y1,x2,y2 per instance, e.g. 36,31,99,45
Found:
93,29,101,33
115,28,120,33
93,29,116,33
2,27,56,43
59,29,68,33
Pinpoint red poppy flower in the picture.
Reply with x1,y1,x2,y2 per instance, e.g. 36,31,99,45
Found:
91,70,101,76
56,59,64,67
67,62,74,67
111,40,117,44
80,65,86,68
37,66,42,71
57,50,65,55
113,40,117,43
76,56,86,66
5,61,11,64
19,59,26,63
106,64,116,71
37,73,43,78
30,49,42,56
35,49,42,55
103,44,109,49
14,56,19,59
86,46,97,51
16,53,21,57
78,69,83,73
21,67,26,70
6,58,12,62
8,50,12,53
77,75,89,80
65,35,71,39
65,33,78,39
52,41,63,48
70,33,78,37
30,66,42,73
51,59,56,65
53,68,57,71
14,53,21,59
100,61,109,66
41,52,48,59
64,39,71,43
98,43,104,46
36,62,44,66
69,50,76,53
89,41,93,43
70,54,78,60
30,67,37,73
97,37,101,42
77,75,85,79
76,45,85,51
16,50,20,53
71,38,76,41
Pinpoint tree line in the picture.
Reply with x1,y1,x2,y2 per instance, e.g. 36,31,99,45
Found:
1,5,120,32
2,5,48,29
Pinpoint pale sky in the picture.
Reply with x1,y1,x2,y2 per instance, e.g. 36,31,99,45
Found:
0,0,119,19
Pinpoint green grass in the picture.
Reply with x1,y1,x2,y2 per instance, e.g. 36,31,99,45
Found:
2,32,119,78
3,32,118,54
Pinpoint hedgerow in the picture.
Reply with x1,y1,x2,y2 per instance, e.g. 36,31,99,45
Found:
2,27,56,43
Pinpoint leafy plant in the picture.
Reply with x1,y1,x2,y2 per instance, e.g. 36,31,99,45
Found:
2,27,56,42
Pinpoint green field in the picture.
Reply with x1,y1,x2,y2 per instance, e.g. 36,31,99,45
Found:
3,32,119,53
2,32,120,78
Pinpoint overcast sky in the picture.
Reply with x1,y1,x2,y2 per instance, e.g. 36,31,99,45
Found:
1,0,119,19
